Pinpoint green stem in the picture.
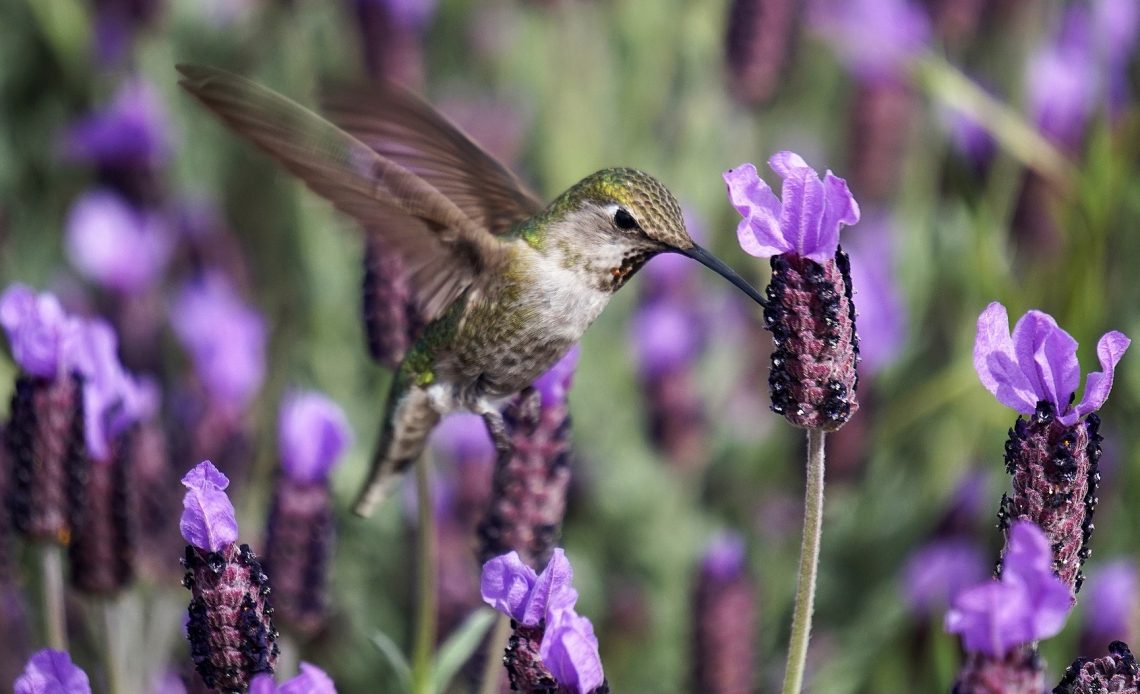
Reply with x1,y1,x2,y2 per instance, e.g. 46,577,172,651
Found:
781,429,827,694
41,543,67,651
411,457,437,694
101,597,126,694
477,614,512,694
277,632,300,681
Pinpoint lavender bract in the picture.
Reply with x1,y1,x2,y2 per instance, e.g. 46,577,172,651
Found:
278,391,353,485
945,521,1073,658
179,460,238,552
65,189,171,294
13,649,91,694
250,662,337,694
0,284,80,379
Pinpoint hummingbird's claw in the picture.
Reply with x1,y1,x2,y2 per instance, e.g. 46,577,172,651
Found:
480,408,514,460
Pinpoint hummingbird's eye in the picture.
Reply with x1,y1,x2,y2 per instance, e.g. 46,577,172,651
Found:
613,208,639,231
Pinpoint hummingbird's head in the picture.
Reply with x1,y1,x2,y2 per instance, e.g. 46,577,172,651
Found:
550,168,766,305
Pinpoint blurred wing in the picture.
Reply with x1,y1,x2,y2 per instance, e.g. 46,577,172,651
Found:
321,85,544,236
176,64,509,322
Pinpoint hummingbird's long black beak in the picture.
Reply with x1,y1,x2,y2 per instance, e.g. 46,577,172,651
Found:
679,244,767,307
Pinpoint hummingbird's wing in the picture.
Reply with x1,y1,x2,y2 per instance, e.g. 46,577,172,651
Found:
176,64,515,322
321,86,544,237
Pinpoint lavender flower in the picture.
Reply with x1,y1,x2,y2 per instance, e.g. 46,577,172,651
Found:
352,0,437,86
844,212,905,375
1082,561,1138,651
946,521,1073,657
902,539,987,615
72,318,148,462
481,549,607,694
61,79,170,170
725,153,861,430
809,0,930,82
171,272,266,417
264,392,352,636
13,649,91,694
65,189,171,294
1095,0,1140,114
1055,641,1140,693
1026,6,1099,151
693,533,757,694
724,0,801,106
362,236,422,369
181,461,278,691
0,284,81,379
250,662,337,693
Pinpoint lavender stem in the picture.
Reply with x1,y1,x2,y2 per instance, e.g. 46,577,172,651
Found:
477,613,511,694
781,429,827,694
411,455,437,694
40,543,67,651
100,597,127,694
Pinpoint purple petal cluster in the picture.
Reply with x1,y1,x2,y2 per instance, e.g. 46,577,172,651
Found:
809,0,930,81
481,549,604,694
62,79,171,169
973,303,1130,426
65,189,171,294
250,663,337,694
13,649,91,694
724,152,860,263
533,344,581,408
278,391,353,485
945,521,1073,657
180,460,239,552
171,272,266,415
0,284,81,379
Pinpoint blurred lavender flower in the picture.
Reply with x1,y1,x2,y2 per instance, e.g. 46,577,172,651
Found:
64,189,171,294
844,212,905,375
73,318,150,462
693,532,757,694
0,284,82,379
250,662,337,694
725,153,861,430
810,0,930,82
62,79,170,170
1082,561,1138,651
724,0,802,106
481,549,607,694
171,272,266,417
631,301,702,381
1055,641,1140,693
13,649,91,694
940,96,997,168
278,392,353,485
902,538,987,615
946,521,1072,656
362,237,422,369
1026,6,1099,151
180,460,278,691
352,0,438,86
90,0,163,65
430,413,494,521
1095,0,1140,114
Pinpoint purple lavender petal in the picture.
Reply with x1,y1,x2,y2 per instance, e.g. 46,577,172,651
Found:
0,284,80,378
539,606,604,694
768,151,810,177
279,663,337,694
65,189,171,294
903,539,987,614
1072,331,1131,420
944,579,1028,657
533,344,581,408
62,79,170,169
14,649,91,694
481,551,538,621
519,548,578,626
819,172,861,244
72,319,138,461
278,391,353,484
249,675,277,694
777,167,824,259
179,460,238,551
723,164,789,258
973,303,1038,414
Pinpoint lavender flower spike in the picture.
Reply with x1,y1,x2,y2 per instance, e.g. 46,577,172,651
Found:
14,649,91,694
278,391,353,484
0,284,80,379
974,303,1130,426
724,152,860,263
945,521,1073,657
180,460,238,552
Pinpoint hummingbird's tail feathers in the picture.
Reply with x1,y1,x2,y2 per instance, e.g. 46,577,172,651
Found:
175,64,510,323
351,382,441,518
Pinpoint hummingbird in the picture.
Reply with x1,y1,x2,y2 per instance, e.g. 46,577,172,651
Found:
177,64,766,517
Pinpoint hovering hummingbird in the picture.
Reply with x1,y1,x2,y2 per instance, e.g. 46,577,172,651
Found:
177,64,766,517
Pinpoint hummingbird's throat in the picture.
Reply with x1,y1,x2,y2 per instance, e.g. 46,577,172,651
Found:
604,249,655,292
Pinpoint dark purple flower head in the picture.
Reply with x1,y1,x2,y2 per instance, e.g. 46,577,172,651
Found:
171,272,266,415
700,531,747,582
844,212,905,374
974,303,1130,426
810,0,930,81
65,189,171,294
724,152,860,263
278,391,353,485
945,521,1073,657
1084,560,1138,642
62,79,171,169
14,649,91,694
1026,7,1099,149
0,284,82,378
533,344,581,408
250,662,337,694
902,538,987,614
631,302,703,379
179,460,238,552
481,548,578,626
540,604,605,694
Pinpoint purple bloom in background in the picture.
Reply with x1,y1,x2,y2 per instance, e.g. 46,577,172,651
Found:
171,272,266,415
13,649,91,694
945,521,1073,657
278,391,353,485
533,344,581,409
903,539,987,614
0,284,81,379
701,531,747,582
62,79,170,169
356,0,438,30
725,152,860,263
810,0,930,81
1083,560,1138,644
431,413,494,464
65,189,171,294
974,303,1130,426
844,212,905,375
1026,7,1098,150
1096,0,1140,113
939,92,997,167
631,302,703,379
179,460,238,552
250,662,337,694
72,318,148,461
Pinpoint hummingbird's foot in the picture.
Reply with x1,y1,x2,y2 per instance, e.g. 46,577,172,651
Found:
479,406,514,459
515,386,542,427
